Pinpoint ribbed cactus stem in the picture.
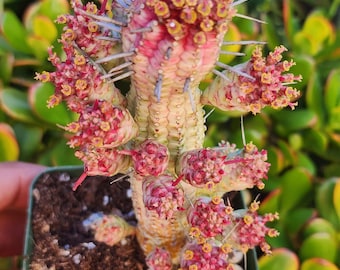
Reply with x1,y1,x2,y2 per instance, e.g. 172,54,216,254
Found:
131,175,187,263
121,2,233,261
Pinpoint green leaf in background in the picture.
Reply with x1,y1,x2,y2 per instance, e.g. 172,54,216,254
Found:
0,52,14,84
305,72,325,127
218,23,241,64
262,15,281,50
28,82,76,126
302,129,328,155
1,11,31,54
0,88,40,124
12,123,43,162
205,106,231,124
228,115,269,149
323,163,340,178
27,35,50,61
293,12,335,56
37,138,81,166
278,168,312,217
299,232,338,263
316,178,340,230
333,180,340,228
293,32,313,56
277,139,297,168
23,0,70,30
324,69,340,113
259,189,281,215
233,4,258,39
328,107,340,131
51,139,82,166
289,54,315,89
301,258,339,270
284,208,315,240
283,0,294,45
26,14,58,60
39,0,70,21
32,15,57,43
318,142,340,163
258,248,299,270
295,152,316,175
273,109,317,136
288,133,302,151
0,123,19,161
203,123,228,148
267,146,285,176
303,218,338,240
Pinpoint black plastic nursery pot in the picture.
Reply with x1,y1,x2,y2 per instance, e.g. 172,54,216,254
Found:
23,166,259,269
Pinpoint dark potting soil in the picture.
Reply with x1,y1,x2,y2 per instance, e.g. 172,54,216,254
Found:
28,170,147,270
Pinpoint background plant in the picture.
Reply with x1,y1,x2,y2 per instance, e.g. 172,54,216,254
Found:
0,0,80,166
205,1,340,269
0,0,339,270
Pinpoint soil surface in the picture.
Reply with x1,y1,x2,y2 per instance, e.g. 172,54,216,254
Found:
27,169,147,270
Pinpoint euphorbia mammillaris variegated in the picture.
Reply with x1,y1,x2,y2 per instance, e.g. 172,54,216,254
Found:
36,0,301,269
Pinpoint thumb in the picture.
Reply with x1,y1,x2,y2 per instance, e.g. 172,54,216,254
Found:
0,162,46,211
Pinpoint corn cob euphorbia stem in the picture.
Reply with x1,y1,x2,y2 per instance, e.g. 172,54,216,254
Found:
36,0,301,269
121,0,235,261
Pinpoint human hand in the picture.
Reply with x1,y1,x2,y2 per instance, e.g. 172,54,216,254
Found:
0,162,46,257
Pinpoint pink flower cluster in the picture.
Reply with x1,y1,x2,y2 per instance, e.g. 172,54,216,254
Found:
35,0,135,186
35,0,125,109
180,199,279,269
65,100,137,149
222,142,270,190
143,174,185,219
204,46,301,114
90,214,135,246
187,197,232,238
176,148,246,188
179,242,232,270
146,247,172,270
35,47,111,110
57,0,118,60
231,201,280,253
119,140,169,177
176,142,270,191
144,0,235,45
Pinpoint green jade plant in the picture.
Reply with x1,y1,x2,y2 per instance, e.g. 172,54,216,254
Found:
35,0,301,269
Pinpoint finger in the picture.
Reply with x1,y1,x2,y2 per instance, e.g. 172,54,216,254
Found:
0,162,46,211
0,210,26,256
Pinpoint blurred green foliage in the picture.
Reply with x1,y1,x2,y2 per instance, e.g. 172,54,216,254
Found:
0,0,80,166
209,1,340,269
0,0,339,269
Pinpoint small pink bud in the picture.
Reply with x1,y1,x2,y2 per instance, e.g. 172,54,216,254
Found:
143,174,184,219
180,242,232,269
202,46,301,114
230,201,279,254
146,247,172,270
66,100,138,149
72,147,131,190
90,214,135,246
176,148,246,188
187,196,232,238
120,139,169,177
222,142,270,190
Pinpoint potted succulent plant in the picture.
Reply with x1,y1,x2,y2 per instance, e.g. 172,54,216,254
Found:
24,0,301,269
